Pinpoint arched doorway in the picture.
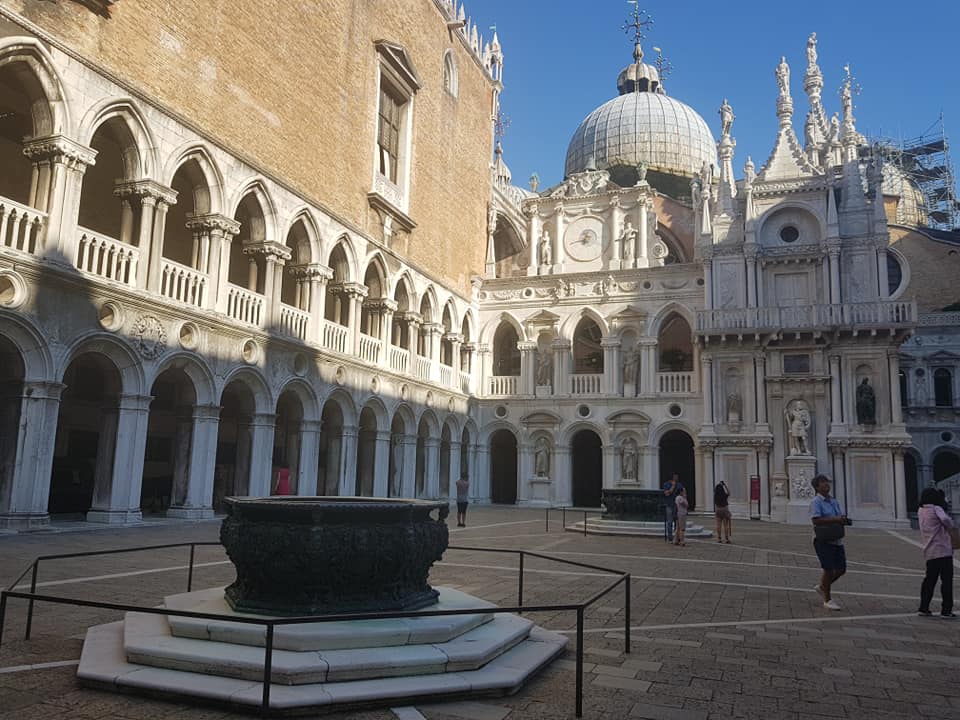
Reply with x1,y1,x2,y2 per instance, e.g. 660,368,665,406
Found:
489,429,517,504
0,335,25,514
659,429,696,510
658,314,694,372
572,317,604,374
214,381,256,510
142,367,197,514
355,407,377,496
388,413,406,497
51,353,122,517
492,321,520,377
274,391,304,495
905,452,919,514
933,451,960,484
317,399,345,496
571,429,602,507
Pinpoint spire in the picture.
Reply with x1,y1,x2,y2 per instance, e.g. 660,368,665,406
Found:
840,64,860,160
803,32,829,143
716,99,737,217
758,56,820,181
617,4,661,95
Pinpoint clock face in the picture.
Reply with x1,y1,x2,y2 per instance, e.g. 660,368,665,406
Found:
565,228,604,262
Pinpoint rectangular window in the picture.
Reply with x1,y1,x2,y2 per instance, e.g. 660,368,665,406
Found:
783,354,811,374
377,84,403,183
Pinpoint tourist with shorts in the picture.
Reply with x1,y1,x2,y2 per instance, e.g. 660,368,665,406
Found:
674,488,689,546
810,474,850,611
455,476,470,528
662,473,684,542
917,486,955,618
714,480,732,544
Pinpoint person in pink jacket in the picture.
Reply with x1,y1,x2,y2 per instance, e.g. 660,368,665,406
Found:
917,487,955,618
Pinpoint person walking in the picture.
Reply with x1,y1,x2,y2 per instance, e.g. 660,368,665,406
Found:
662,473,684,543
917,487,955,618
674,488,689,546
455,476,470,528
714,480,732,544
810,474,849,611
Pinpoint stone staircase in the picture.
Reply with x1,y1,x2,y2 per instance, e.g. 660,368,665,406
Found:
77,586,568,713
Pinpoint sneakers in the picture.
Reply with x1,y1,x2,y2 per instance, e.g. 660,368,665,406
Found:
823,599,842,610
941,612,957,619
918,609,933,617
814,584,825,599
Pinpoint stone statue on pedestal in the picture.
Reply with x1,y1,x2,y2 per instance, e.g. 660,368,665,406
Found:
727,392,742,422
534,436,551,478
785,400,811,456
536,349,552,387
622,344,640,387
856,377,877,425
619,220,637,260
538,230,552,267
620,439,638,482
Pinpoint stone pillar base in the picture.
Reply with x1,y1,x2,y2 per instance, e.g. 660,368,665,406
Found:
86,509,143,524
166,506,216,520
0,513,51,531
524,476,552,506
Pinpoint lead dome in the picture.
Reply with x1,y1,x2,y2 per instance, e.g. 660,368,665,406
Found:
564,43,717,184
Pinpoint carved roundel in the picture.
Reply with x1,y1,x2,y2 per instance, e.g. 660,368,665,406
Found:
447,396,455,413
425,390,434,407
651,240,668,259
335,366,346,385
132,315,167,359
371,376,380,394
400,383,409,400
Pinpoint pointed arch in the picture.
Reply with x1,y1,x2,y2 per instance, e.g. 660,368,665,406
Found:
362,253,389,299
282,208,322,266
0,36,70,137
480,311,525,346
418,285,439,324
163,142,225,216
460,308,477,343
440,298,458,333
392,272,416,311
647,302,697,337
78,98,159,180
229,178,279,244
560,307,609,342
327,234,358,283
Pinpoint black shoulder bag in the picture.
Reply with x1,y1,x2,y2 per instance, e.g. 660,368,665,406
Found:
814,522,845,542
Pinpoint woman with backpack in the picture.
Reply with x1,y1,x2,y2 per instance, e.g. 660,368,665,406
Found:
714,480,732,544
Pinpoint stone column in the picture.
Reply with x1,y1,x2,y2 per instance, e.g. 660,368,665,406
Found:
262,254,281,326
829,354,843,424
379,301,398,367
758,448,770,518
887,350,903,424
553,445,570,505
602,443,617,490
0,382,64,529
87,394,152,524
210,221,240,312
877,248,890,299
554,205,565,269
475,444,491,503
168,404,220,519
477,343,491,396
701,448,715,515
118,197,134,245
754,354,768,425
638,200,649,262
703,258,715,310
449,440,462,498
427,323,443,381
552,338,571,394
601,337,621,395
297,419,322,496
401,433,418,498
247,413,277,497
338,426,358,496
640,447,657,489
828,248,841,305
306,265,332,344
527,210,541,276
609,200,624,270
702,355,715,425
640,340,656,395
831,449,847,509
745,254,758,307
893,450,907,521
373,430,392,497
518,341,537,396
424,437,441,499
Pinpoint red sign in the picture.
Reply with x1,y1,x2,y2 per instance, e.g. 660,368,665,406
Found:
749,475,761,502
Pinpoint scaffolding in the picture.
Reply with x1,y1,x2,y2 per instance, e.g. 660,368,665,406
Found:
871,115,960,231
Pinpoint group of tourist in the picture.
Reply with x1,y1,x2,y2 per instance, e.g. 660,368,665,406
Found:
660,470,956,616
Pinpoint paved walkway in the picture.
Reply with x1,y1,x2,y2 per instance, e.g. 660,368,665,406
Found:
0,506,957,719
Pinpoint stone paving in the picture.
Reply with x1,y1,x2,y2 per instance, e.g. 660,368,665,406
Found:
0,506,958,719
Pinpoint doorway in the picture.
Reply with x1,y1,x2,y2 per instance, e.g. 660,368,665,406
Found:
571,429,603,507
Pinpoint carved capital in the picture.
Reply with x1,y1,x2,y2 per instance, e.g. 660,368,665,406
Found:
22,134,97,168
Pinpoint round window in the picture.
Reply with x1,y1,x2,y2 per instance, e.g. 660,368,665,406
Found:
942,431,954,443
779,225,800,243
668,403,683,418
577,404,590,418
494,405,508,418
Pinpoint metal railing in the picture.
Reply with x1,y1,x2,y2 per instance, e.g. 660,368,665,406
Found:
543,506,606,536
0,541,630,718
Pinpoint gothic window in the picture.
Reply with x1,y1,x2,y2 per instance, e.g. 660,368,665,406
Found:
887,252,904,297
898,369,908,409
377,83,404,183
442,50,458,98
934,368,953,407
658,314,694,372
493,322,520,376
372,41,420,210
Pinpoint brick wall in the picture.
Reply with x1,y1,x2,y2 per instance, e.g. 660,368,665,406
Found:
1,0,493,294
889,226,960,313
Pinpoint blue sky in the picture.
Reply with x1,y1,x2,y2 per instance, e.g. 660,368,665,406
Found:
467,0,960,192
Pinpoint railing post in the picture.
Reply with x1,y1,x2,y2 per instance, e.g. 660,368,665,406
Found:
24,561,38,640
545,507,549,533
575,606,584,718
583,510,588,537
187,544,196,592
562,506,566,530
624,574,631,654
518,551,524,611
0,591,7,649
261,623,274,714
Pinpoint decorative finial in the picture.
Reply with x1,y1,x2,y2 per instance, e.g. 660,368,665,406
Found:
744,156,756,185
494,109,511,143
529,172,539,192
719,99,735,139
651,46,672,82
622,1,654,63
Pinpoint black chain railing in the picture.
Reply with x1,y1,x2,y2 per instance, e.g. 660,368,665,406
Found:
1,541,630,718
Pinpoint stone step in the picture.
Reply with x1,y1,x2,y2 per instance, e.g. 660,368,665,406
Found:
123,609,535,685
165,586,496,651
79,620,568,713
566,519,713,537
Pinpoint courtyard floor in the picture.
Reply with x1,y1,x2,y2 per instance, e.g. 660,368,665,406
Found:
0,505,958,720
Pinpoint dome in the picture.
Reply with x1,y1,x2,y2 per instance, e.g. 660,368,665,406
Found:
564,91,717,181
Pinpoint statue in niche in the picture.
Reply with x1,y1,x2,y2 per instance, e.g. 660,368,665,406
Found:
538,230,552,266
785,400,811,456
534,436,551,478
775,56,790,97
391,435,403,496
621,439,638,482
914,371,927,406
806,32,818,67
536,349,553,386
727,392,743,422
619,220,638,260
622,344,641,387
719,99,735,139
856,378,877,425
804,112,818,148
